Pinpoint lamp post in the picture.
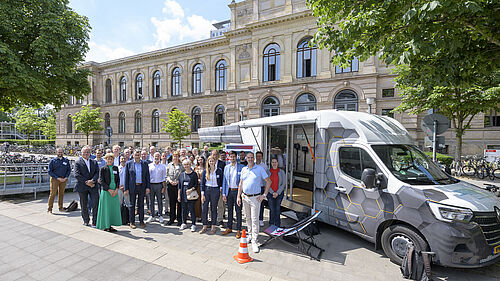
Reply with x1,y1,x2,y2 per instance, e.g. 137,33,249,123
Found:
366,97,375,114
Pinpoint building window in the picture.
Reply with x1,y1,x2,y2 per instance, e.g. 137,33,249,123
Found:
104,113,111,128
105,79,112,103
152,110,160,133
76,98,82,104
382,88,395,98
192,106,201,132
120,77,127,102
134,111,142,133
192,64,203,95
135,74,143,100
334,90,358,111
119,112,125,133
261,96,280,117
67,115,72,133
335,57,359,74
297,38,317,78
263,43,281,82
68,96,74,105
215,60,227,91
381,108,395,118
295,93,317,112
215,105,225,126
484,109,500,127
153,71,161,98
172,67,181,96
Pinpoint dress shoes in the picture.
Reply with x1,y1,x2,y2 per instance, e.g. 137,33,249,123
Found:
139,222,146,228
235,230,241,239
130,223,137,229
222,229,232,235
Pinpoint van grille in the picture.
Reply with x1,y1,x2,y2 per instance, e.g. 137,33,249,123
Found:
471,211,500,246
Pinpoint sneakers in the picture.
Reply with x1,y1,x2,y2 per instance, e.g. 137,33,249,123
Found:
179,223,187,230
259,220,264,227
158,216,164,223
146,216,153,223
252,243,260,253
190,225,196,232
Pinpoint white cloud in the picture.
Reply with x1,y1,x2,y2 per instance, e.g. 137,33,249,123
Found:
85,41,136,62
151,0,215,49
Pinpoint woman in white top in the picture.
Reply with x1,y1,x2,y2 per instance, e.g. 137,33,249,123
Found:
200,156,223,234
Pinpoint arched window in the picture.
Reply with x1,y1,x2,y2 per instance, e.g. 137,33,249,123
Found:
214,105,225,126
67,115,72,133
135,74,143,100
153,71,161,98
152,110,160,133
104,113,111,129
119,112,125,133
105,79,112,103
334,90,358,111
263,43,281,82
172,67,181,96
215,60,227,91
297,38,317,78
261,96,280,117
191,106,201,132
192,64,203,95
295,93,317,112
120,77,127,102
134,111,142,133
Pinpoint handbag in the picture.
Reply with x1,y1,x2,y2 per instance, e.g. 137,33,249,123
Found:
187,189,199,200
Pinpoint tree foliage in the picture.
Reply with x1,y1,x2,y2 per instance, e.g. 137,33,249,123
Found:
308,0,500,159
14,107,43,145
72,105,104,145
41,109,56,140
0,0,91,111
161,109,192,147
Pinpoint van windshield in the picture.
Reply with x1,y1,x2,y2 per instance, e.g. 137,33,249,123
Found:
371,144,457,185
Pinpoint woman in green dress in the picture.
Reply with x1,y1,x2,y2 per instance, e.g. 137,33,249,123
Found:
96,153,122,231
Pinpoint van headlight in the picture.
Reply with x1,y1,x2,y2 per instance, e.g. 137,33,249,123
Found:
428,202,473,223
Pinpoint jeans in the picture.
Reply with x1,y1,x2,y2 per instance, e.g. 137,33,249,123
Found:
182,200,196,225
202,187,220,226
226,189,242,230
149,183,163,217
267,192,284,227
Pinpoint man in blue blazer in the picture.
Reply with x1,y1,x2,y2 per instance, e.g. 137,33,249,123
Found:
221,151,244,238
124,150,150,228
74,146,100,226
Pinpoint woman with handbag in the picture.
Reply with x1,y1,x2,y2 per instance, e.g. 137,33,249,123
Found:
96,153,122,232
178,159,199,232
200,156,223,234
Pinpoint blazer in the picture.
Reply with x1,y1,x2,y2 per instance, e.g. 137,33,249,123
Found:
124,160,151,193
200,167,223,194
222,163,244,196
74,157,99,193
99,165,120,191
216,159,226,171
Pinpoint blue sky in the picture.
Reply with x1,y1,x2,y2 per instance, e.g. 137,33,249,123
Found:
68,0,232,63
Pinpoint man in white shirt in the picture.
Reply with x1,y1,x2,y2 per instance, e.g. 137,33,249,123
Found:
256,151,270,227
147,146,156,163
112,145,121,167
146,152,166,223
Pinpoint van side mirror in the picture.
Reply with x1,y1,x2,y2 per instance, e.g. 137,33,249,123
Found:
361,168,376,189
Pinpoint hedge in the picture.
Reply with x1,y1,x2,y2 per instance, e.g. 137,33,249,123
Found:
424,151,453,166
0,139,55,146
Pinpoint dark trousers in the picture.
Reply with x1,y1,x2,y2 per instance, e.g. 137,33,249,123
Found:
149,183,163,217
226,189,242,230
129,185,146,224
182,200,196,225
259,186,265,221
79,188,99,225
167,183,181,223
267,192,284,227
202,187,220,226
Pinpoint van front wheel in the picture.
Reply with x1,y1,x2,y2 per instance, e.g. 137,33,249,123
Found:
381,225,429,265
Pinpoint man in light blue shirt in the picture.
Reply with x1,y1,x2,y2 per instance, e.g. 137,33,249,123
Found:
237,151,271,253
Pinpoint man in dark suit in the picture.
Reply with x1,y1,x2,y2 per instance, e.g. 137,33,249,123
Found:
124,150,150,228
74,146,100,226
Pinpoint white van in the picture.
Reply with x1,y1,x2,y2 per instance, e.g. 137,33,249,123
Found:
199,110,500,268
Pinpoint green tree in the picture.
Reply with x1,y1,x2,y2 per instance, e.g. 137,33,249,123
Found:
0,111,12,122
0,0,91,111
14,107,43,146
308,0,500,159
41,109,56,140
161,109,192,147
72,105,104,145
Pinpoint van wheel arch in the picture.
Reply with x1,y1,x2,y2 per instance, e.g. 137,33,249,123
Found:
375,220,431,257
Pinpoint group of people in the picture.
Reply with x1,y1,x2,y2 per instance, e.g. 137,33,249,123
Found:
47,144,286,253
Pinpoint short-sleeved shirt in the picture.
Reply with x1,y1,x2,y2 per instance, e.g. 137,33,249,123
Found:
240,164,268,195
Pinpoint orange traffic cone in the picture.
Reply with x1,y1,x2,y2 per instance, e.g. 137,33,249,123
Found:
233,229,253,264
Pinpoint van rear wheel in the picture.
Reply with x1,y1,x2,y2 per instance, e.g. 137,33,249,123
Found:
381,225,429,265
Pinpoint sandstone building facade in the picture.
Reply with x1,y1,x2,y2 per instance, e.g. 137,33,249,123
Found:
56,0,500,155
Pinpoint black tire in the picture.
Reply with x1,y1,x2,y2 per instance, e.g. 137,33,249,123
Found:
493,169,500,180
462,165,475,177
381,225,429,265
476,166,486,179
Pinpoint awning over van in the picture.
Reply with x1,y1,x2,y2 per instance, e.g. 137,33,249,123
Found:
198,125,242,143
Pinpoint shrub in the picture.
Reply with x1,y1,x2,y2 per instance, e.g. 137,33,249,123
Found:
0,139,55,146
424,152,453,166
